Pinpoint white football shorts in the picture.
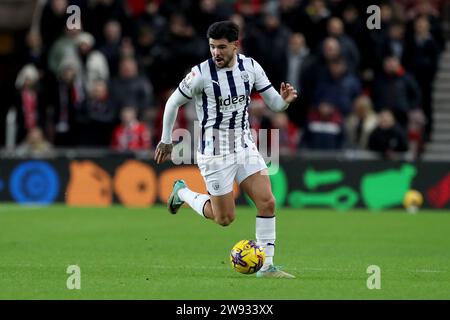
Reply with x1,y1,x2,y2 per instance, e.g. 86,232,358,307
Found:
197,143,268,196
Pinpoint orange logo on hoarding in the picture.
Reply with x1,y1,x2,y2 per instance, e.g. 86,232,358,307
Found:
66,161,240,207
66,161,113,207
114,160,157,207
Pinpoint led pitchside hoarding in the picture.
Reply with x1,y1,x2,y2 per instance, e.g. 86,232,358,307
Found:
0,158,449,210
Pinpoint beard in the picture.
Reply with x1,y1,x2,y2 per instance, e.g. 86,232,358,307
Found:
214,55,233,68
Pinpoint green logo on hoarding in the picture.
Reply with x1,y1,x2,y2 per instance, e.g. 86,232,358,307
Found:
304,168,343,189
361,164,416,210
245,164,417,211
288,186,359,211
286,168,358,210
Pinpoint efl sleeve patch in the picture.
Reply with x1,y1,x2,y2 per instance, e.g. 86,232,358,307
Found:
179,69,202,97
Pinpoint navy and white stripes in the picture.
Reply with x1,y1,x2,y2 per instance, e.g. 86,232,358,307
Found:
190,54,271,156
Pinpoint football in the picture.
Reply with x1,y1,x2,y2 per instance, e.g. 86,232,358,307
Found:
403,189,424,213
230,240,265,274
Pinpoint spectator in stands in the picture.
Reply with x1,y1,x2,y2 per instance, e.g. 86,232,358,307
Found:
134,24,168,94
47,28,80,77
380,3,397,30
23,30,46,72
405,0,445,52
367,3,396,71
300,37,342,111
189,0,232,37
408,108,426,159
341,4,364,42
401,0,441,18
78,79,118,146
16,127,54,158
320,36,343,65
111,106,151,151
345,95,378,149
51,58,86,146
39,0,69,49
378,21,407,68
250,12,290,89
326,17,360,72
301,101,345,150
286,32,310,127
14,64,45,143
234,0,263,25
287,33,310,95
157,0,192,20
84,0,128,45
271,112,300,154
4,0,445,155
372,55,421,129
158,13,208,89
341,4,375,74
404,15,440,141
278,0,308,34
134,0,167,37
230,13,250,54
368,109,408,158
119,36,136,59
302,0,331,52
313,57,361,116
135,25,156,66
124,0,147,18
99,20,123,78
75,32,110,93
110,56,155,121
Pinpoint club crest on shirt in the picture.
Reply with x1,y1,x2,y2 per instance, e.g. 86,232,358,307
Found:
240,71,249,82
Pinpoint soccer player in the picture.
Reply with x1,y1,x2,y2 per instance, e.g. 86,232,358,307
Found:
155,21,297,278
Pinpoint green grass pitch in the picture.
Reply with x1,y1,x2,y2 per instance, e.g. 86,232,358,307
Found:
0,204,449,299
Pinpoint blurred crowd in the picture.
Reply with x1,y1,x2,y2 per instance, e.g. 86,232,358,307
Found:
12,0,446,159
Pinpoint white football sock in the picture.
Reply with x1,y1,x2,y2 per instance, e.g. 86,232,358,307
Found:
256,216,276,270
178,188,210,218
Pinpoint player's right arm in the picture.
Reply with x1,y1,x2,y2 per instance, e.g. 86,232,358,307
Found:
155,68,203,164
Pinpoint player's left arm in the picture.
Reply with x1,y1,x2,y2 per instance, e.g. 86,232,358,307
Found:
252,59,298,111
261,82,298,111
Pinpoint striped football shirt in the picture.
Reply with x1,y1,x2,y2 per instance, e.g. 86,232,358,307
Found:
178,54,273,156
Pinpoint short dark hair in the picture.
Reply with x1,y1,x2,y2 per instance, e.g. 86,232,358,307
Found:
207,21,239,42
